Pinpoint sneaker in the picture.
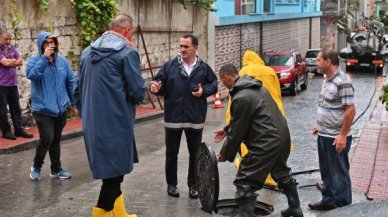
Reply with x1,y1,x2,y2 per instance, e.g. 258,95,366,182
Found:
14,130,33,138
3,131,16,140
30,166,41,180
50,169,72,179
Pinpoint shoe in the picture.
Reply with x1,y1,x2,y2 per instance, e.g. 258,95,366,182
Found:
50,169,72,179
30,166,41,180
167,185,180,197
308,201,337,211
3,131,16,140
189,186,198,199
14,130,33,138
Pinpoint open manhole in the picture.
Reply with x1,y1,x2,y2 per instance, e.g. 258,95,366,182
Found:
195,142,274,216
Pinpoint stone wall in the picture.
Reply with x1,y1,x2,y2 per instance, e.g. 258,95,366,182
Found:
0,0,208,125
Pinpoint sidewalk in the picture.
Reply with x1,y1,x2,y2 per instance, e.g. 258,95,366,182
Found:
349,76,388,200
0,105,164,154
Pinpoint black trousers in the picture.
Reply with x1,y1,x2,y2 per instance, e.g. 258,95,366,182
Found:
0,85,23,134
165,128,202,188
234,142,292,200
32,112,67,172
97,176,123,211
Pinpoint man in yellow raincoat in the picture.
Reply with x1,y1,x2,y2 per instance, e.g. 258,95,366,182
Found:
225,50,292,187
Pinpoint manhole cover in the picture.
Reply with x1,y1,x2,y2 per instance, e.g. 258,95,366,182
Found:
195,143,273,216
195,142,219,212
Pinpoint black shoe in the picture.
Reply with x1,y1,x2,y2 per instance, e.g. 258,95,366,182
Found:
167,185,179,197
14,130,33,138
3,131,16,140
189,187,198,199
308,201,337,211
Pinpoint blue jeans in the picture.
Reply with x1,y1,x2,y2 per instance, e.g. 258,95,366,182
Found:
318,135,352,207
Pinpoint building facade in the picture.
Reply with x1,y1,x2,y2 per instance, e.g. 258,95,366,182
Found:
208,0,322,74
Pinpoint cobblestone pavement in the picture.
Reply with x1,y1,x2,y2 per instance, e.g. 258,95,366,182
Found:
0,65,384,217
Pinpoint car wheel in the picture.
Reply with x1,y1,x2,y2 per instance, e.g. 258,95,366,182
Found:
290,78,298,96
301,74,308,90
345,65,353,73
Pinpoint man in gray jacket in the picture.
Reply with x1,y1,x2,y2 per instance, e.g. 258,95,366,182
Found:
214,64,303,217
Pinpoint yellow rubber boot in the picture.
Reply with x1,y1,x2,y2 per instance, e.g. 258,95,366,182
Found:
113,193,137,217
92,206,112,217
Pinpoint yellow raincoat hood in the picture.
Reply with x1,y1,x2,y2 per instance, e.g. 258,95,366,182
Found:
226,50,285,124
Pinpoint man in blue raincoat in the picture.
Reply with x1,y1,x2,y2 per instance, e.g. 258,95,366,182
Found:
74,14,145,217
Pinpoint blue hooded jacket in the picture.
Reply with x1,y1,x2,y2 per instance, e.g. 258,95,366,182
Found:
26,32,75,117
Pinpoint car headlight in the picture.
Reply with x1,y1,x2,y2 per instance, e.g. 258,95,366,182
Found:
280,72,290,78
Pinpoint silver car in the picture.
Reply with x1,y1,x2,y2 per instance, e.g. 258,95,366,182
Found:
305,48,321,73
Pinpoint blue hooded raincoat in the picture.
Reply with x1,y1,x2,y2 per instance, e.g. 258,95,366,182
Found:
26,32,76,116
74,32,146,179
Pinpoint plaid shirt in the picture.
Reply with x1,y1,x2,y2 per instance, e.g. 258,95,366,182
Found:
317,68,354,137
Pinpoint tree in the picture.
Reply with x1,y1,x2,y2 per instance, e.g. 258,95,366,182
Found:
176,0,217,11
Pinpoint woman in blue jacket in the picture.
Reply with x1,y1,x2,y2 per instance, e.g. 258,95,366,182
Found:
26,32,76,181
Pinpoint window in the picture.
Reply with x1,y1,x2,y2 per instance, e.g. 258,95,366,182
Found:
263,0,274,13
241,0,255,14
275,0,300,4
263,55,293,66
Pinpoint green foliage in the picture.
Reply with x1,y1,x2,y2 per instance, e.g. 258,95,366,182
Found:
66,45,80,69
70,0,119,48
176,0,217,12
337,10,355,41
379,12,388,32
38,0,49,15
380,84,388,111
347,0,359,11
7,1,24,40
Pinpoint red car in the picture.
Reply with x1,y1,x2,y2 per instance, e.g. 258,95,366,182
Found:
263,50,308,95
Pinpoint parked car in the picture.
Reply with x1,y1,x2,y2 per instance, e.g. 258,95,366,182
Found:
263,50,308,96
305,48,321,73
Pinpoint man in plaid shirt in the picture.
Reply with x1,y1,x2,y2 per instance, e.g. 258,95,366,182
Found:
309,49,356,211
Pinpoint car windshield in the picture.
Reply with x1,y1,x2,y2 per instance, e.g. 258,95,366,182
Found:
305,51,319,58
264,55,293,66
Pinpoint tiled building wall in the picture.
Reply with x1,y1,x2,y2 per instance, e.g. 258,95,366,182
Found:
214,25,242,75
215,17,321,77
241,23,262,62
311,17,321,49
262,19,310,56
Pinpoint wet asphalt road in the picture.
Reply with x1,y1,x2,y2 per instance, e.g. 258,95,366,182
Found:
0,64,383,217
